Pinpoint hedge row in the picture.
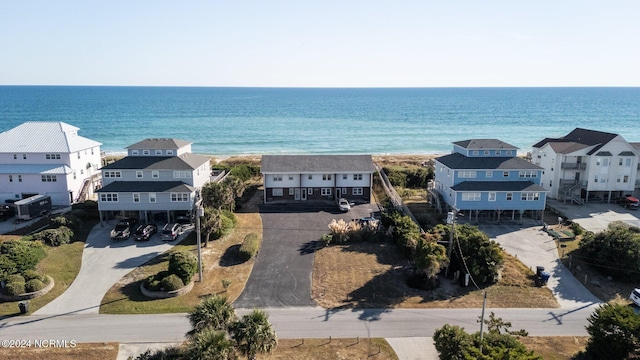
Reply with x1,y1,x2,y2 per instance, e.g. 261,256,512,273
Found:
239,233,259,261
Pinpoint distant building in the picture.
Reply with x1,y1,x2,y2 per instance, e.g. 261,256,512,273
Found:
0,122,102,206
532,128,639,203
261,155,375,203
434,139,547,223
97,138,211,223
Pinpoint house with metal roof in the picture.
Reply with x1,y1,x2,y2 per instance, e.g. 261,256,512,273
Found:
531,128,639,203
0,122,102,206
434,139,547,223
97,138,211,223
261,155,375,203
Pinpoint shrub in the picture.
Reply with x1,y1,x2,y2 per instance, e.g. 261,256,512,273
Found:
161,274,185,291
571,221,584,236
51,214,80,232
214,210,237,238
0,240,47,273
6,274,26,284
229,164,260,182
22,270,46,282
239,233,259,261
25,279,45,293
144,272,166,291
4,281,25,296
168,251,198,285
33,226,74,246
0,255,17,278
320,234,333,247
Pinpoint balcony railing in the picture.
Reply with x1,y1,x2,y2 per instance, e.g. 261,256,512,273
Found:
560,162,586,170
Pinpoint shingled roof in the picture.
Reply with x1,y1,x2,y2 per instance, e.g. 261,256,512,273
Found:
126,138,192,150
453,139,518,150
102,153,210,170
532,128,619,155
435,152,542,170
261,155,375,173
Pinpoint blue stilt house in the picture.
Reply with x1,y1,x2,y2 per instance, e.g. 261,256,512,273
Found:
434,139,548,223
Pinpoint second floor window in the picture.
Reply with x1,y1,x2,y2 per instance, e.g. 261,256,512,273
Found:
41,175,57,182
353,174,363,181
104,171,122,178
171,193,190,202
173,171,191,178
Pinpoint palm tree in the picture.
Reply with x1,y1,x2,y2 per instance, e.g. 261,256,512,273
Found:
187,327,238,360
188,295,237,335
232,309,277,360
202,182,235,211
201,207,221,247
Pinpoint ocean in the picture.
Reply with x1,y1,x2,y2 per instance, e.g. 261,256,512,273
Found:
1,86,639,156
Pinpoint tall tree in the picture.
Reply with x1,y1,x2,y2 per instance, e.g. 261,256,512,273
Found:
188,295,237,335
224,175,246,199
585,303,640,359
413,234,449,288
187,327,238,360
200,208,221,247
202,182,235,211
232,309,277,360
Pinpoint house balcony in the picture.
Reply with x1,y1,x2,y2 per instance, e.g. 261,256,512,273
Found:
560,162,586,170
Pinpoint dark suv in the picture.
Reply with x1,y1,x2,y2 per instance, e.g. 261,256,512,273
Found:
134,224,158,241
110,218,138,241
0,204,15,221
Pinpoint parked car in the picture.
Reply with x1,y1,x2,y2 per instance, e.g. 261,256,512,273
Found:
616,195,639,209
338,198,351,212
110,220,133,241
133,224,158,241
0,204,15,221
176,213,192,226
631,288,640,306
161,223,180,241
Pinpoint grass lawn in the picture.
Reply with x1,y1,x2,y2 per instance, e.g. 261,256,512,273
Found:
99,210,261,314
262,338,397,360
521,336,588,360
0,342,119,360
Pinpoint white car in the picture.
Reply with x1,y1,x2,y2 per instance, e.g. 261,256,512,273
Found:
338,198,351,212
631,288,640,306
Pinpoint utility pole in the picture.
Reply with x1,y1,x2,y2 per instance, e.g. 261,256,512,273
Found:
195,199,204,282
445,210,455,278
479,291,487,353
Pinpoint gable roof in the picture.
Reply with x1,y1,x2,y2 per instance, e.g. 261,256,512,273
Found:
435,152,542,170
453,139,518,150
261,155,375,173
102,153,210,170
0,122,102,153
532,128,619,155
126,138,192,150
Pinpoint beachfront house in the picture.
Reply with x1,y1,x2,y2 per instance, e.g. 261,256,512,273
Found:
261,155,375,203
0,121,102,207
531,128,639,203
97,138,211,223
433,139,548,223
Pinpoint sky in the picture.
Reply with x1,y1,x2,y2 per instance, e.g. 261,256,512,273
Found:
1,1,639,87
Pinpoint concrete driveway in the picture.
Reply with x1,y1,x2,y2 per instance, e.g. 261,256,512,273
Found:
34,221,187,315
234,201,380,308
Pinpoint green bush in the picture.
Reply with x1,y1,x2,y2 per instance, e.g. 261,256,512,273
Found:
571,221,584,236
321,234,333,247
25,279,45,293
229,164,260,182
22,270,46,282
161,274,185,291
6,274,26,284
4,282,25,296
168,251,198,285
239,233,259,261
33,226,74,246
51,214,80,232
144,271,167,291
0,240,47,273
214,210,237,239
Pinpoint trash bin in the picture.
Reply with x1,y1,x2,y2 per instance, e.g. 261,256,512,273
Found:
18,301,29,314
539,271,551,285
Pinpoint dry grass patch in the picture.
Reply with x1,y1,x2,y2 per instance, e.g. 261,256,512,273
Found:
0,342,118,360
520,336,588,360
99,210,261,314
261,338,397,360
313,242,558,309
373,155,437,168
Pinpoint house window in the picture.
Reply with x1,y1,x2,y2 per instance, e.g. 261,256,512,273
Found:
519,171,536,178
45,154,61,160
155,150,163,155
506,150,513,155
488,192,496,201
626,158,632,166
23,154,26,159
91,148,94,155
594,175,598,183
289,188,294,195
459,171,477,178
132,150,139,155
18,175,22,182
77,152,80,159
496,150,501,155
484,150,489,155
8,175,12,182
619,158,624,166
602,158,609,166
288,175,294,180
462,192,481,201
73,172,76,180
473,151,479,155
506,193,513,201
521,192,540,201
343,174,347,180
273,175,283,181
166,150,174,155
152,171,159,178
323,174,332,181
308,188,313,194
136,171,143,178
353,174,363,181
272,188,283,196
171,193,190,202
149,193,156,203
143,150,150,155
352,188,363,195
104,171,122,178
617,175,621,183
321,188,331,196
41,175,57,182
100,193,118,202
486,171,493,178
133,193,140,203
173,171,191,178
503,171,509,177
624,175,629,183
342,188,347,194
13,154,16,159
308,175,312,180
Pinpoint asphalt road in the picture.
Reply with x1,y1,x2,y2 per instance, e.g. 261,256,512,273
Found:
234,202,380,308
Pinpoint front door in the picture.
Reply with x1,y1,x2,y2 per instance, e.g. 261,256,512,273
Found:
294,188,300,201
301,188,307,201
